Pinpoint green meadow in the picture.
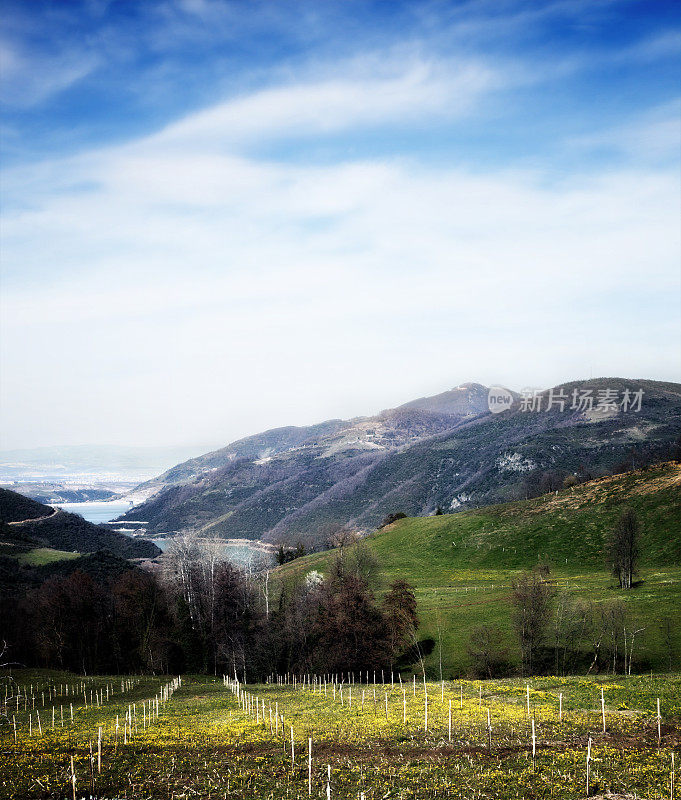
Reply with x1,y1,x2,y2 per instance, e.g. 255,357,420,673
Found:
275,463,681,675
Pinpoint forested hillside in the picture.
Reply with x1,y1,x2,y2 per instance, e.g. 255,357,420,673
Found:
0,488,52,523
118,378,681,545
0,489,160,559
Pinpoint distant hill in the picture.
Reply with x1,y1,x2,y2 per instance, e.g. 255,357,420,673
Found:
117,378,681,546
0,488,160,559
274,462,681,674
6,486,118,504
0,489,50,523
128,384,493,497
117,383,495,536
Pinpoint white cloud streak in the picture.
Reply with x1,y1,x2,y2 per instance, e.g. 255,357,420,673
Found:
0,39,100,107
1,56,680,448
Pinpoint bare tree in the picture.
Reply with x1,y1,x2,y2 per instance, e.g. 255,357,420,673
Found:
261,569,271,618
163,532,204,616
511,572,554,675
553,593,577,675
0,640,19,670
382,580,420,673
606,509,639,590
601,601,627,673
585,603,604,675
346,540,380,584
624,625,645,675
467,625,509,678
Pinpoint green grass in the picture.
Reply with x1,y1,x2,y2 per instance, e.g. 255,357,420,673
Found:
13,547,81,566
1,669,678,799
275,464,681,675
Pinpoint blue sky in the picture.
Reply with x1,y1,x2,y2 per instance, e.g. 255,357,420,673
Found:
1,0,680,449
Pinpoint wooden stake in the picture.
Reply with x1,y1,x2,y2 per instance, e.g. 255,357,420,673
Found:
308,737,312,796
671,750,675,800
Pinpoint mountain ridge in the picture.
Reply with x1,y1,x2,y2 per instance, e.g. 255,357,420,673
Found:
117,377,681,545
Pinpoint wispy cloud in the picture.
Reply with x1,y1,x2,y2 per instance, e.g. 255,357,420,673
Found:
2,83,679,446
0,39,100,107
568,99,681,162
148,58,501,149
1,0,680,448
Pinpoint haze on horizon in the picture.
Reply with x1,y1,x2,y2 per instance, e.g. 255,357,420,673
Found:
1,0,680,451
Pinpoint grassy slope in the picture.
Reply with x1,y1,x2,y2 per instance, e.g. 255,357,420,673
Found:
15,547,81,566
275,463,681,676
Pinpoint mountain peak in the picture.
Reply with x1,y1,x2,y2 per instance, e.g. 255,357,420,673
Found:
395,383,490,417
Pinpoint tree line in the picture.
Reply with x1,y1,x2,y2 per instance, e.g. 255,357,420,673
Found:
0,535,420,679
1,507,670,679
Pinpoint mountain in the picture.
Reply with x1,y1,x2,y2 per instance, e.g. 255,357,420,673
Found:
116,378,681,546
0,488,160,559
128,383,492,499
117,383,493,534
273,461,681,674
397,382,495,415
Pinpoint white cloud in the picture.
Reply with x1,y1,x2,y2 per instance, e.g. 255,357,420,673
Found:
0,40,100,107
146,58,499,149
569,99,681,162
1,60,680,448
619,30,681,63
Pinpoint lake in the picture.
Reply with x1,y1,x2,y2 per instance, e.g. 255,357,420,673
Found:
53,502,276,568
54,500,133,524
